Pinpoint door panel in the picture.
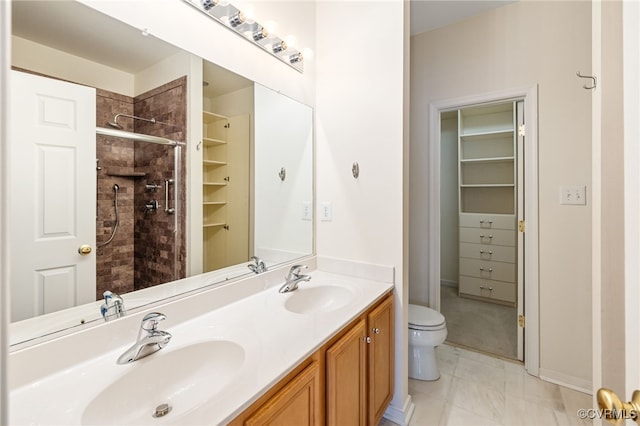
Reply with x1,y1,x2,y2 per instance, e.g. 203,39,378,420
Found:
10,71,96,322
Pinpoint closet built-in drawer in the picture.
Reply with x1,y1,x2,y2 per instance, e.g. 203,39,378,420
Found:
459,242,516,263
459,276,516,303
459,213,516,230
459,258,515,283
459,227,516,247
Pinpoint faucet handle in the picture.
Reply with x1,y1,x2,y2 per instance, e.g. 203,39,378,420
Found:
291,264,307,274
141,312,166,331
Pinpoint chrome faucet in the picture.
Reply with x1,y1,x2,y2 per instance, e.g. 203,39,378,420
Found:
100,291,126,321
117,312,172,364
279,265,311,293
247,256,267,274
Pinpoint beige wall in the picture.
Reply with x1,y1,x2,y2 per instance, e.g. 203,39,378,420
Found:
411,1,592,387
12,36,134,95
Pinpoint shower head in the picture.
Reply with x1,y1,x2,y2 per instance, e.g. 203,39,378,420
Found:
106,113,172,130
107,121,123,130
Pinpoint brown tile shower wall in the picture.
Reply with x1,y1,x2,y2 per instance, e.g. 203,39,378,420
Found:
96,90,136,299
96,77,187,297
133,77,188,290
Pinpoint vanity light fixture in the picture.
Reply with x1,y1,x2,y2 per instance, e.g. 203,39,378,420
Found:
253,27,268,42
289,52,303,64
272,40,287,54
182,0,304,72
228,11,245,28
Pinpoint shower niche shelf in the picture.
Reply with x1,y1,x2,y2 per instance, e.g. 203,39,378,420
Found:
106,171,146,178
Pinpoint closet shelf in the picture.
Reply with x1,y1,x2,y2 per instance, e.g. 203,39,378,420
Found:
460,156,514,164
203,160,227,166
460,184,515,188
203,111,228,124
203,222,227,228
203,137,226,146
203,182,228,187
203,201,227,205
460,129,514,138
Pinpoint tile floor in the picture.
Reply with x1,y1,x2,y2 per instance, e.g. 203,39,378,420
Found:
381,344,593,426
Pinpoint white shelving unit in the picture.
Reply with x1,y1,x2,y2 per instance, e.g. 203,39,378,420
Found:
202,111,230,271
457,102,517,305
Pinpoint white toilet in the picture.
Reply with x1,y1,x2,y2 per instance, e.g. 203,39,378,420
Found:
408,304,447,381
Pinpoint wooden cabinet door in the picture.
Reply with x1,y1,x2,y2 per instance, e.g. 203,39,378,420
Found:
326,318,367,426
246,362,321,426
367,295,394,425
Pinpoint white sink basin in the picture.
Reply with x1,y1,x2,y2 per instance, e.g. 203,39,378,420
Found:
284,285,355,314
81,340,244,425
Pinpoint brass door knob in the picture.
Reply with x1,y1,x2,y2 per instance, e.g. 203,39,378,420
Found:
78,245,92,256
597,387,640,425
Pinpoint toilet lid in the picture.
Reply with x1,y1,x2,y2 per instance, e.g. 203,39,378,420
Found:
409,304,445,328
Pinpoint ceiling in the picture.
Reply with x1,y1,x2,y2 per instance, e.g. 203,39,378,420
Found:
410,0,517,36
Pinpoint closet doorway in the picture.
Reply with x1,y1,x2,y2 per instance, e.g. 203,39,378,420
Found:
440,100,524,361
428,85,540,376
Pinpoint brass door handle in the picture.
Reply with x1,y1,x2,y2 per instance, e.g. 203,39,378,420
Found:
78,245,92,256
597,387,640,425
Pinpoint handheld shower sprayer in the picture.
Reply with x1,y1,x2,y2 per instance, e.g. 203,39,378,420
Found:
98,183,121,247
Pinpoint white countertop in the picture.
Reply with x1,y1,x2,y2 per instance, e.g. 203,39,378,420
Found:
9,270,393,425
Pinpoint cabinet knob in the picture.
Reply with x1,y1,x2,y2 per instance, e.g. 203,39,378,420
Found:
372,327,380,334
364,336,372,344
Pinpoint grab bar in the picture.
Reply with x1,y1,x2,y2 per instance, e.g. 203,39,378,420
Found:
164,178,175,214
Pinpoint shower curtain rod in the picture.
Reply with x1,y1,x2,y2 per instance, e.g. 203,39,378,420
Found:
96,127,182,147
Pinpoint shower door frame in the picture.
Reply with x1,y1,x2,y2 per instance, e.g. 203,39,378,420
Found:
427,85,539,376
96,127,183,284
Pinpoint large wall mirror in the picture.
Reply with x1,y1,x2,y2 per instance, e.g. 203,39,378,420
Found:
9,0,313,346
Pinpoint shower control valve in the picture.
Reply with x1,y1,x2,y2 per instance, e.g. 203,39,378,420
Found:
144,200,160,213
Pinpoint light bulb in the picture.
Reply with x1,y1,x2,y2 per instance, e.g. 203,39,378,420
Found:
284,35,296,48
263,20,277,34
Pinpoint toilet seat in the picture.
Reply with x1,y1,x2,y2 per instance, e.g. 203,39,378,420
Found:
409,304,445,330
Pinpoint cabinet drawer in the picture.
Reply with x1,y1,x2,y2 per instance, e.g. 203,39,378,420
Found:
459,276,516,303
459,227,516,247
459,213,515,230
459,242,515,263
459,258,515,283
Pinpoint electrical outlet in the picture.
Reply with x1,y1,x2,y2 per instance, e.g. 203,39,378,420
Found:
301,201,312,221
320,202,333,221
560,185,587,205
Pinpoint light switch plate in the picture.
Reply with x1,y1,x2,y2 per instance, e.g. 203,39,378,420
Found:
320,202,332,221
560,185,587,205
301,201,312,221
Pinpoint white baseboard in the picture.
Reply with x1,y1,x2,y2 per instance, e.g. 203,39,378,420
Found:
383,394,415,426
538,368,592,395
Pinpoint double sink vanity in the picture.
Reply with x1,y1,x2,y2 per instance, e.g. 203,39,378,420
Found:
9,260,395,425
